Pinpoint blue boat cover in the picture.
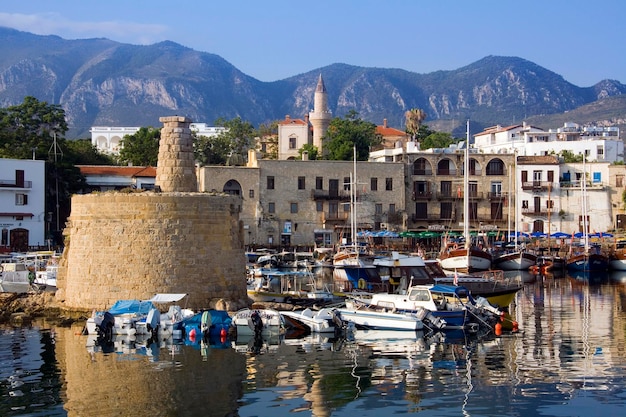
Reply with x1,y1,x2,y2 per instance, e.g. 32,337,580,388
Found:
108,299,155,315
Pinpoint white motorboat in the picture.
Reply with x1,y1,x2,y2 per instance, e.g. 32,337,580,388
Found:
231,308,286,338
280,307,346,334
334,305,426,331
0,261,35,293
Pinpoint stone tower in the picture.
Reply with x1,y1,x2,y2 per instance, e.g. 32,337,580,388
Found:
156,116,197,192
56,116,248,312
309,74,332,155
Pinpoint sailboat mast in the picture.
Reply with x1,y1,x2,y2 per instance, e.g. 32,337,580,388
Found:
582,154,589,253
352,146,357,252
464,120,470,249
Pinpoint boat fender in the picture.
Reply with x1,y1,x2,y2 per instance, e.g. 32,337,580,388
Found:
357,278,366,290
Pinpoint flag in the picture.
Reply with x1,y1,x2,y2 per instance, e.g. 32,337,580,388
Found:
453,269,458,286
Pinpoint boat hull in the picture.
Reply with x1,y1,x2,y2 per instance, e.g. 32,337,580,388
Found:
609,250,626,271
566,253,609,272
492,251,537,270
438,248,492,272
232,308,285,337
335,307,424,331
280,308,340,333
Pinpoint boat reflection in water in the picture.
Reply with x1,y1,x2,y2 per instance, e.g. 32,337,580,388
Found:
3,269,626,417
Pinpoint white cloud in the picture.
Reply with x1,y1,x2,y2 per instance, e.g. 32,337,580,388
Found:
0,12,168,44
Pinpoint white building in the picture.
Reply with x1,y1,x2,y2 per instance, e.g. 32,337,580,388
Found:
0,158,47,251
91,123,226,155
474,122,623,162
90,126,141,154
277,115,311,160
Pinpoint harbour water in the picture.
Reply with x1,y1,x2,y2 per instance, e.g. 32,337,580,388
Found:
2,270,626,417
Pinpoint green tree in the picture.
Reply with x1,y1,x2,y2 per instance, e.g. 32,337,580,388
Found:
420,131,455,150
560,149,583,163
298,143,319,160
64,139,116,165
415,124,435,142
118,127,160,166
0,96,68,160
405,108,427,141
214,116,256,163
194,133,232,166
324,111,380,161
256,120,279,159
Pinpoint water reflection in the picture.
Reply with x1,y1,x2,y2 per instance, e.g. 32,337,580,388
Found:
1,271,626,416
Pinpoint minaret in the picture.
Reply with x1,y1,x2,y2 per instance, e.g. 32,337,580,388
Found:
309,74,332,155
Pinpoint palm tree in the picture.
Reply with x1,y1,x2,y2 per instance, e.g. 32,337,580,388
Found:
405,108,426,141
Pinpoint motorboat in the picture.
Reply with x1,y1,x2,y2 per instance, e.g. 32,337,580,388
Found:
134,293,193,338
280,307,347,334
0,261,36,293
247,269,339,306
85,299,155,338
346,282,501,331
334,305,427,331
231,308,286,339
372,252,521,309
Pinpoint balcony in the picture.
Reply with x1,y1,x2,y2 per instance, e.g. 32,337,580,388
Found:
0,179,32,188
436,169,458,176
323,212,350,222
311,189,354,201
521,207,554,216
487,192,508,201
521,181,552,191
411,191,433,200
411,213,456,222
411,168,433,176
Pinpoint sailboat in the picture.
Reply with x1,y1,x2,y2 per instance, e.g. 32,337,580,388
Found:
566,155,608,272
438,121,492,273
492,154,537,270
332,147,381,292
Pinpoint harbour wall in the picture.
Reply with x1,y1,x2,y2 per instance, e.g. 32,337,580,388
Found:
55,191,249,312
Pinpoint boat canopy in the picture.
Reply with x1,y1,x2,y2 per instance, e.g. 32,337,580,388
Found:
108,299,155,315
147,293,187,303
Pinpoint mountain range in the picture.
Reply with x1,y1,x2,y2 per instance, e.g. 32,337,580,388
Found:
1,26,625,140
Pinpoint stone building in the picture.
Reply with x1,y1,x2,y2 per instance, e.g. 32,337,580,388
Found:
198,150,405,249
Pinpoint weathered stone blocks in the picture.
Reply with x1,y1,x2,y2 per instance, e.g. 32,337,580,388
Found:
56,192,248,312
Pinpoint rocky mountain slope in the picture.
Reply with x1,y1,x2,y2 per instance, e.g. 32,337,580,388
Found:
0,27,624,139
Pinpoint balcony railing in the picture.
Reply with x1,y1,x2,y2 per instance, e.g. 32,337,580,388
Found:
411,168,433,176
0,180,32,188
311,189,355,201
521,181,552,191
411,213,456,222
412,191,433,200
521,207,554,216
487,192,508,200
324,212,350,221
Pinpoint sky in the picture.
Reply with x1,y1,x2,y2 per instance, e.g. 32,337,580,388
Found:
0,0,624,87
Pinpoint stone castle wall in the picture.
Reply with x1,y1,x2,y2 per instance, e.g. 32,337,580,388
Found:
56,192,248,312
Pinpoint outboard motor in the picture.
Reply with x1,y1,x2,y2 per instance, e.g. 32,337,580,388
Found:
248,310,264,335
97,311,115,341
201,310,213,337
146,308,160,337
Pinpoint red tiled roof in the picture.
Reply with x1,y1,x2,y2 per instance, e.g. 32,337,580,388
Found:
78,165,156,177
278,118,308,125
476,124,523,135
376,125,407,136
